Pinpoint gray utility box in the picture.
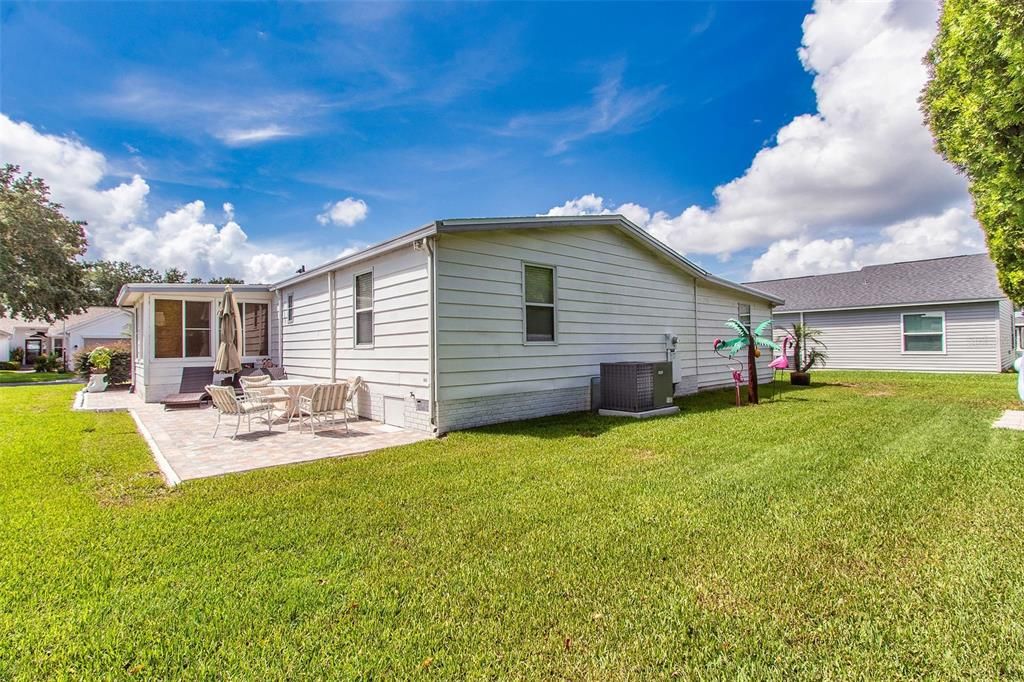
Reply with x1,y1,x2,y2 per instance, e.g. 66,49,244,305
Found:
599,361,674,413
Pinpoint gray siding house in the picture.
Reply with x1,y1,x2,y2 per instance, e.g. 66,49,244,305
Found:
746,254,1017,373
119,216,781,434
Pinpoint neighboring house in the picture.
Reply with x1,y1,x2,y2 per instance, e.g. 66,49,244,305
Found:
117,215,782,434
746,254,1017,373
1016,309,1023,353
0,328,11,364
0,307,132,365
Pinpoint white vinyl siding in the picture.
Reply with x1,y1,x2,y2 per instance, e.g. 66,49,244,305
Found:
694,284,774,390
998,298,1017,369
773,302,1003,373
435,226,700,402
277,246,431,423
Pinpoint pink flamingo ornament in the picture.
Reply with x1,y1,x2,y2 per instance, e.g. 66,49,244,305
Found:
768,336,792,398
730,366,744,407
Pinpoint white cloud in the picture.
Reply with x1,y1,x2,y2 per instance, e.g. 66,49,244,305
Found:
749,206,984,280
544,0,983,279
501,62,664,154
217,125,298,146
96,74,320,146
317,197,369,227
0,113,326,283
542,193,651,228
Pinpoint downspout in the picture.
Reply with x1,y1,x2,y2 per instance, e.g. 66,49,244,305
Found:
424,236,439,434
328,272,337,382
692,277,699,384
119,305,136,390
275,289,284,366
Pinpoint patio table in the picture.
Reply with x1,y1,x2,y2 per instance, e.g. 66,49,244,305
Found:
269,379,317,420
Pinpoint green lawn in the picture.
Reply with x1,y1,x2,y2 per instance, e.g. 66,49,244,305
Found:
0,370,74,383
2,372,1023,678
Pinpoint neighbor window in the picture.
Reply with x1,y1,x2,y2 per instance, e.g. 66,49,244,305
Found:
287,294,294,323
154,299,211,358
355,271,374,347
902,312,945,353
524,264,556,343
1015,324,1023,352
738,303,752,329
242,302,269,356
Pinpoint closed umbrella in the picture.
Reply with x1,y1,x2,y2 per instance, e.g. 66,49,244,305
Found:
214,285,243,374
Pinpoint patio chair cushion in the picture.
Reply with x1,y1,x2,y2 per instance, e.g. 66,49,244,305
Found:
162,366,215,408
206,385,274,415
240,374,289,404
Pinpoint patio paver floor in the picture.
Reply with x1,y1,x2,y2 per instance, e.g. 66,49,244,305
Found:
78,388,432,482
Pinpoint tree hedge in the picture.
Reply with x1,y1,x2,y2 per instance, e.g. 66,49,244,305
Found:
922,0,1024,304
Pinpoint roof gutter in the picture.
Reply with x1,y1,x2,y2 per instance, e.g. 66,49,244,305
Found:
270,222,437,290
772,297,1007,315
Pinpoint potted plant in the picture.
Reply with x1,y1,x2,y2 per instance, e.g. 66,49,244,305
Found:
86,347,113,393
789,323,828,385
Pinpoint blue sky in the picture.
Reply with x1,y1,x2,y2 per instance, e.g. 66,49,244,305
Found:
0,1,980,283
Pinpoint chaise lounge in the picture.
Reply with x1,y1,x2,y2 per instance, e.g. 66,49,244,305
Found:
161,366,215,409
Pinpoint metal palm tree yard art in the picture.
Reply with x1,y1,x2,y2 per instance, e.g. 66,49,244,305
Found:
713,318,780,405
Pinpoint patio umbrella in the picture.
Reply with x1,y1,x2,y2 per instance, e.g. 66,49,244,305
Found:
214,285,243,374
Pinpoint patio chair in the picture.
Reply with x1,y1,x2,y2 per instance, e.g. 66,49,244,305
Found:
239,374,289,411
344,375,363,421
265,366,288,381
295,382,349,436
205,385,276,439
161,366,215,410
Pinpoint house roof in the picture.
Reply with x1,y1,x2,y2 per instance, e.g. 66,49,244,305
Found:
270,215,784,305
51,307,126,334
0,307,130,337
745,253,1008,313
115,283,272,306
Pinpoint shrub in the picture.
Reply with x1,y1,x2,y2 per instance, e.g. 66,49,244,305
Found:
74,343,132,385
10,347,24,364
33,353,62,373
0,361,17,371
89,347,113,371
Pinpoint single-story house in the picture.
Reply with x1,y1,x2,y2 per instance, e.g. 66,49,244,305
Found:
0,307,131,365
1016,309,1023,353
117,215,782,434
746,253,1018,373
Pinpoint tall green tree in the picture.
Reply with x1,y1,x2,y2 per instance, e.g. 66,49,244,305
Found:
208,276,244,284
162,267,188,283
0,165,89,321
84,260,163,306
922,0,1024,304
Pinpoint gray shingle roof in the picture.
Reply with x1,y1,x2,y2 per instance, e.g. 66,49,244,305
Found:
744,253,1008,313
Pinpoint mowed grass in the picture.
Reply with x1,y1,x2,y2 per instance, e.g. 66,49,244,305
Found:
0,370,74,383
1,372,1023,678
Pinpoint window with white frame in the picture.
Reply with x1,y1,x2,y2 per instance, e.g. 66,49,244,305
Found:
354,271,374,347
242,302,269,356
523,263,556,343
1015,324,1023,352
902,312,945,353
286,294,294,323
154,299,211,358
737,303,752,329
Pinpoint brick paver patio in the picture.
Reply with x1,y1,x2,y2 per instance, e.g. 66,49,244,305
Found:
77,389,432,483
